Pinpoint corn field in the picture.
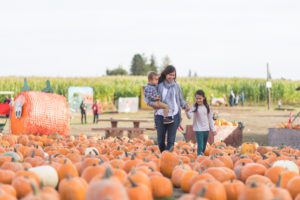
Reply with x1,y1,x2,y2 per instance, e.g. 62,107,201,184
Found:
0,76,299,106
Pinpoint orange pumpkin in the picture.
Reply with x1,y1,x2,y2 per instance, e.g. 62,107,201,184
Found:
126,177,153,200
286,176,300,199
190,179,227,200
150,176,173,198
223,179,245,200
159,149,180,178
238,182,274,200
58,177,88,200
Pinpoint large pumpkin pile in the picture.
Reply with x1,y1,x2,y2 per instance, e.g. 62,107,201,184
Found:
214,119,239,127
277,122,300,130
0,134,300,200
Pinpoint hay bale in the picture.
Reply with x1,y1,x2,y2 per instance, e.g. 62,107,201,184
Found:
10,91,70,136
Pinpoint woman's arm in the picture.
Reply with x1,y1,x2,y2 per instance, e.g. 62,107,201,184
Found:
208,111,216,132
186,107,194,119
177,84,188,109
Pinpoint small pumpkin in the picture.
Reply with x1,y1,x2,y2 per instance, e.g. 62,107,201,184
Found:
84,147,99,156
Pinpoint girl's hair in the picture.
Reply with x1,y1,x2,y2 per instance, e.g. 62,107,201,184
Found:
194,90,210,114
158,65,176,83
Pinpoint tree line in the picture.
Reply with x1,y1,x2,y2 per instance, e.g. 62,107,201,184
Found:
106,54,171,75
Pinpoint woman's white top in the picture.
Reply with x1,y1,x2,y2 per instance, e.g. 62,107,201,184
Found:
156,87,179,117
187,105,216,132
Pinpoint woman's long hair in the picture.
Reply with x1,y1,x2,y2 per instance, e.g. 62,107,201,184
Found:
193,90,210,114
158,65,176,84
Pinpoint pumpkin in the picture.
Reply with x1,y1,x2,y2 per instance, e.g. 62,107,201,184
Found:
0,184,17,197
223,179,245,200
265,166,286,184
245,175,273,187
57,159,79,181
279,171,299,189
126,177,153,200
271,187,292,200
0,169,15,184
235,163,267,182
205,167,236,182
22,183,60,200
11,176,34,199
180,170,198,193
150,176,173,198
86,178,129,200
127,170,152,191
238,181,274,200
84,147,99,156
171,164,191,188
286,176,300,199
58,177,88,200
159,149,180,178
29,166,59,188
240,142,257,154
272,160,299,174
1,151,22,162
190,179,227,200
0,189,16,200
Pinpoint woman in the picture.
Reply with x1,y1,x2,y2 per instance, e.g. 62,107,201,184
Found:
155,65,189,152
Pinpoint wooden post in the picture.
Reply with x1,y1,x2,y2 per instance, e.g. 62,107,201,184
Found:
266,63,272,110
267,87,271,110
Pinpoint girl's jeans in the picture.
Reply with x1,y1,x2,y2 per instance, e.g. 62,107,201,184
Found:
195,131,209,155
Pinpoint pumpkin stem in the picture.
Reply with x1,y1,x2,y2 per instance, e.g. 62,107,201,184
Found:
98,158,104,165
104,167,113,179
125,151,129,157
92,149,99,156
276,174,282,188
198,186,207,197
272,150,281,157
131,154,135,160
128,177,138,188
30,182,39,196
250,181,258,188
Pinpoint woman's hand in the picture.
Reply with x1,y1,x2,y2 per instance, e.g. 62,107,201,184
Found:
184,104,190,112
212,131,217,136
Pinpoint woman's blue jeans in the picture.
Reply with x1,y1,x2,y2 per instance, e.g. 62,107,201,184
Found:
155,113,180,152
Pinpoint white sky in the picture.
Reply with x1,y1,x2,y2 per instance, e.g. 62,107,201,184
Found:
0,0,300,79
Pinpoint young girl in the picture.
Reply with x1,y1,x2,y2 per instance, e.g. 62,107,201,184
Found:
187,90,217,156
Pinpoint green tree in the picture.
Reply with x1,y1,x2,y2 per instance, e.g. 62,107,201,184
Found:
130,54,147,75
159,55,171,72
145,54,157,72
106,66,128,75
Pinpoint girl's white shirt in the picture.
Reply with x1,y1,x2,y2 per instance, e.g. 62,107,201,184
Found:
156,87,178,117
186,105,216,132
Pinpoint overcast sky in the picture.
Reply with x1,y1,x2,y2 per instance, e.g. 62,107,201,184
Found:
0,0,300,80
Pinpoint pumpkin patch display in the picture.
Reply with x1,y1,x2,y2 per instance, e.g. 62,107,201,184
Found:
0,134,300,199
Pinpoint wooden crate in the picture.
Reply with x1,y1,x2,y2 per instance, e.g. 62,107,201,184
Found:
184,125,243,147
268,128,300,148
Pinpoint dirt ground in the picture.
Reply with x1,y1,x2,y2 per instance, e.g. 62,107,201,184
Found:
69,106,299,145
